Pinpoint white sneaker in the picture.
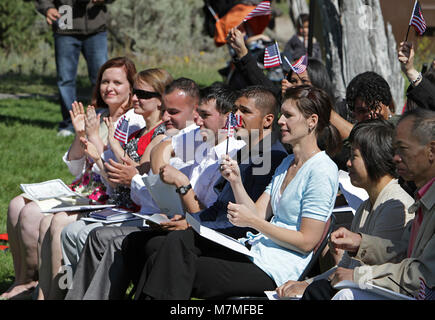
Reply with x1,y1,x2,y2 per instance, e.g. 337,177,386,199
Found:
57,127,74,137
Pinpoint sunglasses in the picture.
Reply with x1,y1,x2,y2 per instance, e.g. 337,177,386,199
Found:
133,88,161,100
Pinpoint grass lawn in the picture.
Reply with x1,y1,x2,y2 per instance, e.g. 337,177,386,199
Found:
0,62,224,296
0,97,75,294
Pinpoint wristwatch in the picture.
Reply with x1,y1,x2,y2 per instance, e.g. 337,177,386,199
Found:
411,72,422,86
175,183,192,195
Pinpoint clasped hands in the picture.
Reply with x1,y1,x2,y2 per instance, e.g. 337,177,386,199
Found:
276,227,362,298
327,228,362,285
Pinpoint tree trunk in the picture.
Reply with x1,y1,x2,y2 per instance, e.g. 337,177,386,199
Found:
317,0,404,113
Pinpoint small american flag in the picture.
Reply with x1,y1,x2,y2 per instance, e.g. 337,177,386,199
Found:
264,42,282,68
225,113,242,138
418,277,435,300
409,0,426,36
114,116,129,144
290,55,308,74
244,1,272,21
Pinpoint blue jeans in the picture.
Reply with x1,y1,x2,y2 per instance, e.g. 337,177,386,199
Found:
54,32,108,128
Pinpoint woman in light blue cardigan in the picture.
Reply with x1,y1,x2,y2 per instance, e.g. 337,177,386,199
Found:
222,85,341,288
134,85,342,299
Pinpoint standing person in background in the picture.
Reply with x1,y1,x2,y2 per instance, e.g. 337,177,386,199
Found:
283,13,321,62
35,0,114,136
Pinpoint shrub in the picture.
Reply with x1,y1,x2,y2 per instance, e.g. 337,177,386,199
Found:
0,1,51,54
107,0,214,56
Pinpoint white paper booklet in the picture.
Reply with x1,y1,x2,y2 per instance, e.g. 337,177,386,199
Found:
338,170,369,213
132,213,172,225
186,213,254,257
42,204,116,213
20,179,78,201
142,174,184,215
264,291,301,300
20,195,91,212
333,280,415,300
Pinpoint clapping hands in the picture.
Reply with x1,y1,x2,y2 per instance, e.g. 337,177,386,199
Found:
85,105,101,139
79,137,100,162
70,102,86,137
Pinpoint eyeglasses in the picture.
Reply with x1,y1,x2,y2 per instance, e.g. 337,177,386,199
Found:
132,88,161,100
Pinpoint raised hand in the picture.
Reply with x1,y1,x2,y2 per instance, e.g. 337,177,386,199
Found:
227,27,248,59
85,105,101,139
281,78,292,97
70,101,86,136
398,41,415,73
104,117,116,144
219,154,242,185
159,164,190,187
398,41,422,87
79,137,100,162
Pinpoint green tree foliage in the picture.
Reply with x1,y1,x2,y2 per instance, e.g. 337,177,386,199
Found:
0,0,40,54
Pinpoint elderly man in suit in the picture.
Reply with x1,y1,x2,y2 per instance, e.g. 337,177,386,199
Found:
327,107,435,299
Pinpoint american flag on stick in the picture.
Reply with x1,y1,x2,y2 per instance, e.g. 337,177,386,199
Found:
417,277,435,300
225,113,242,154
409,0,427,36
114,116,129,145
264,42,282,68
243,1,272,21
289,55,308,74
225,112,242,139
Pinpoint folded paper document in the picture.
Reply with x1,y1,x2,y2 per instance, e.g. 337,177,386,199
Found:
338,170,369,212
132,213,171,225
142,174,184,215
20,179,79,201
264,290,301,300
42,204,116,213
333,280,415,300
186,213,254,257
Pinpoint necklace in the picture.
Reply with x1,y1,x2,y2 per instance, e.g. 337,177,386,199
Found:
291,150,319,168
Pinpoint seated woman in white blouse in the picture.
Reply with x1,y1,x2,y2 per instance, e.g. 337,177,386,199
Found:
2,57,144,300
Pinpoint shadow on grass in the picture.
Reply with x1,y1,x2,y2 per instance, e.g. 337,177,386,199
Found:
0,276,14,296
0,250,14,296
0,72,93,99
0,114,58,130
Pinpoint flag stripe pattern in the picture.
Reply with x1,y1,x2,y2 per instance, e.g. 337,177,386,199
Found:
244,1,271,21
226,113,242,138
290,55,308,74
410,1,427,36
418,277,435,300
114,116,129,144
264,42,282,68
